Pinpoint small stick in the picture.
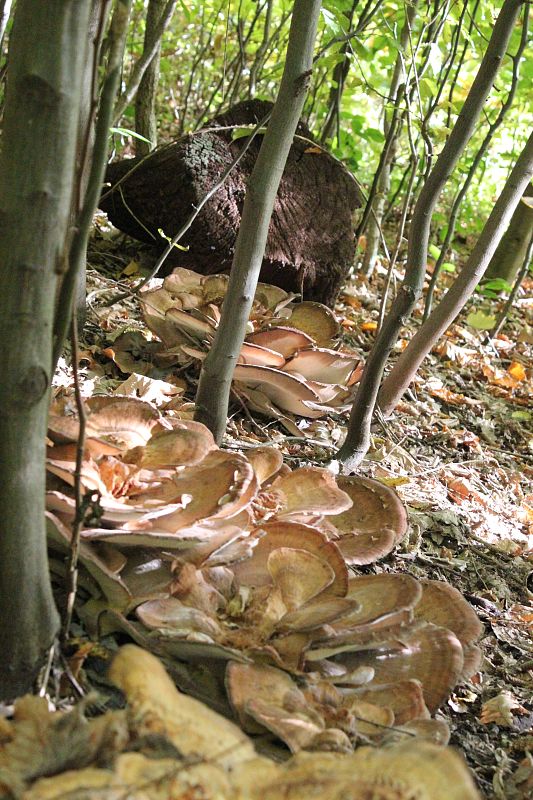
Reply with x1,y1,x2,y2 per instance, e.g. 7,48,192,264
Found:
61,306,88,643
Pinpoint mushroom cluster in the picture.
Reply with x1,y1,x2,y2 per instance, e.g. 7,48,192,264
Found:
140,268,362,420
5,646,481,800
46,396,482,755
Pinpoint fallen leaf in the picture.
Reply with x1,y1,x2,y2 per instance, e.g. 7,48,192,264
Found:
508,361,526,381
480,692,527,727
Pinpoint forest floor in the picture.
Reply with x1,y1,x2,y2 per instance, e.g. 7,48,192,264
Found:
47,224,533,800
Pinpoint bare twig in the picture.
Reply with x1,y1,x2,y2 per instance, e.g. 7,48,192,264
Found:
61,309,87,642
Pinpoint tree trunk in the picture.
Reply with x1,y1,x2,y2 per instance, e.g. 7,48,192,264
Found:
319,0,358,144
194,0,323,442
73,0,110,330
361,0,419,277
113,0,176,124
0,0,90,700
335,0,522,472
101,99,361,306
379,131,533,416
135,0,168,156
484,183,533,283
53,0,132,369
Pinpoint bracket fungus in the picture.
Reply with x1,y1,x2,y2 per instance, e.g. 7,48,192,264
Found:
45,396,482,761
15,646,481,799
140,268,362,421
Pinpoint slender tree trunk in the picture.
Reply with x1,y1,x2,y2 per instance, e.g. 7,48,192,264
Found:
0,0,90,700
423,6,529,319
336,0,522,471
73,0,110,330
488,228,533,341
113,0,176,124
484,183,533,283
53,0,132,369
379,131,533,416
194,0,322,442
361,0,419,277
135,0,171,155
320,0,358,144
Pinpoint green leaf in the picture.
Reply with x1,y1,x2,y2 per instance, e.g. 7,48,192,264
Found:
363,127,385,143
320,8,342,34
178,0,191,22
420,77,438,97
352,40,372,61
442,262,456,273
511,410,531,421
316,52,346,69
428,244,441,260
482,278,513,293
110,127,153,145
466,310,497,330
231,126,267,140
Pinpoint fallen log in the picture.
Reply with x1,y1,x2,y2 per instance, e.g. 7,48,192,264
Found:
100,100,361,306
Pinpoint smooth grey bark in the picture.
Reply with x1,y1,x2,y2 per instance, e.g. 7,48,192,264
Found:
379,131,533,415
336,0,522,471
135,0,174,155
194,0,322,442
423,5,529,319
53,0,132,369
361,0,419,277
319,0,358,144
488,227,533,341
484,183,533,283
248,0,273,97
72,0,110,330
0,0,90,700
113,0,176,124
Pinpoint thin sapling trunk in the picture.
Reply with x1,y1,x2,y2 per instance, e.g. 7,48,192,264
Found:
379,131,533,416
194,0,322,442
0,0,90,700
336,0,523,471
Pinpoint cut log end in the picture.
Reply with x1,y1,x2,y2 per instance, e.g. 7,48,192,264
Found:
100,100,362,307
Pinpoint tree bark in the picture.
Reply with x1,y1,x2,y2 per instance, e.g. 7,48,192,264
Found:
113,0,176,124
336,0,522,472
379,131,533,416
0,0,90,700
72,0,110,330
53,0,132,369
484,183,533,283
135,0,171,155
423,6,530,319
194,0,322,442
361,0,419,277
320,0,358,144
488,228,533,341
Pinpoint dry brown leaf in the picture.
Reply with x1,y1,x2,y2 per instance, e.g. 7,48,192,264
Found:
480,691,528,727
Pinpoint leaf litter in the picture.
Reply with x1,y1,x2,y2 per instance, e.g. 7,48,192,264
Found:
27,240,533,799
